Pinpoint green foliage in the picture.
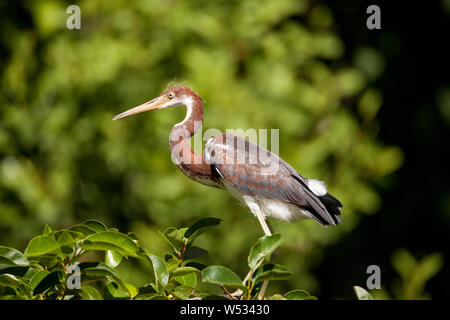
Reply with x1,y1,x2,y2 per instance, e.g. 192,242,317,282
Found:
202,266,248,293
248,234,283,269
284,289,317,300
391,249,443,299
369,249,444,300
353,286,374,300
352,249,443,300
0,218,318,300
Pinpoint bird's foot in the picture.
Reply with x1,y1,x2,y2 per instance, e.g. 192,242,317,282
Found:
229,289,244,299
220,284,243,299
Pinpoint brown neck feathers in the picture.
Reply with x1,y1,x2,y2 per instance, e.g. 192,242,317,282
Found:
169,93,204,160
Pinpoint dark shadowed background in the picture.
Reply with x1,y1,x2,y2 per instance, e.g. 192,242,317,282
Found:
0,0,448,299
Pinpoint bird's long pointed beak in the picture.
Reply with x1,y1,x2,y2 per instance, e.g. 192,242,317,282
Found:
113,96,168,120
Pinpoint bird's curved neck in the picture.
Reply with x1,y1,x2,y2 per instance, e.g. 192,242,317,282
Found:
168,93,223,189
169,95,203,149
169,94,205,169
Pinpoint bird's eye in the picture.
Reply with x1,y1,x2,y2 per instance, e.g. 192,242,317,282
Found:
168,93,175,99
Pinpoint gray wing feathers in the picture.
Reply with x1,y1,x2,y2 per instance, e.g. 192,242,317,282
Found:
204,133,340,225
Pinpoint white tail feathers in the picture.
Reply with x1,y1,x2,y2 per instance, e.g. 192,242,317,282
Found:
307,179,328,196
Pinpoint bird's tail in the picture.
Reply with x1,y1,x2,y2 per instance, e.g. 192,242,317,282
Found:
290,174,343,226
319,192,343,225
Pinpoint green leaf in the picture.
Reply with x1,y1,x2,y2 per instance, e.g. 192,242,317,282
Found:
157,230,180,253
106,281,130,299
54,230,82,247
79,262,120,279
36,256,60,269
148,254,169,288
171,267,201,277
147,294,169,300
125,283,138,298
23,267,40,280
269,294,285,300
392,249,417,279
253,264,293,283
105,250,123,268
419,252,444,281
43,225,53,236
30,270,50,290
201,294,229,300
165,227,188,242
0,295,27,300
81,241,131,257
201,265,247,292
248,234,283,269
81,285,102,300
353,286,374,300
69,224,98,236
82,220,107,233
0,246,29,266
82,231,139,257
33,271,63,295
174,272,197,288
0,274,26,292
284,289,312,300
166,258,180,272
24,236,61,257
173,285,195,299
79,262,127,290
184,218,222,242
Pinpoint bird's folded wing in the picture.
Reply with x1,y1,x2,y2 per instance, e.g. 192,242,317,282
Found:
204,133,336,225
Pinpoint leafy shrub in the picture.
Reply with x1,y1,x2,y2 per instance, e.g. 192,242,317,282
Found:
0,218,316,300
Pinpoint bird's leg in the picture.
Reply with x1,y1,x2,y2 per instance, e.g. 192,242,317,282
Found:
257,219,278,300
254,209,273,237
253,208,281,299
243,196,272,237
240,216,278,300
231,200,278,299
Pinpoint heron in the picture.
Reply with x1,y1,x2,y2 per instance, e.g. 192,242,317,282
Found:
113,85,343,298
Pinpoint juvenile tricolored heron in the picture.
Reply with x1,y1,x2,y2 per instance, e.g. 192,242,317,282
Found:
113,86,342,298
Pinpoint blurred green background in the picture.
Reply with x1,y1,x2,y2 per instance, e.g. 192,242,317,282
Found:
0,0,448,299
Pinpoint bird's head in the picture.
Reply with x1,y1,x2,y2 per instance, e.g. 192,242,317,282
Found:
113,86,201,120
